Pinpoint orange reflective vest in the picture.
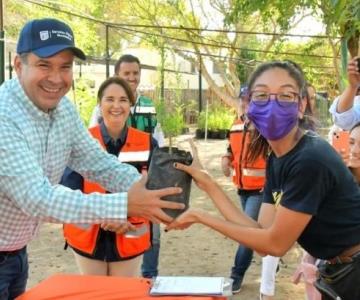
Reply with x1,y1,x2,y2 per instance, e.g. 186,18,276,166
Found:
63,125,151,258
229,119,266,190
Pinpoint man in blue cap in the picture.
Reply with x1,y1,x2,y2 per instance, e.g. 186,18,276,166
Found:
0,18,183,299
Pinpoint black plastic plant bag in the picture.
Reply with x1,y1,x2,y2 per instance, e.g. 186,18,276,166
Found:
146,147,193,218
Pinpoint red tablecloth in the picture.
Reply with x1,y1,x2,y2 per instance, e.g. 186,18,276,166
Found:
16,274,228,300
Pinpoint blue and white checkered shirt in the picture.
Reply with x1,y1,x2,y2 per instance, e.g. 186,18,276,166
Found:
0,78,140,251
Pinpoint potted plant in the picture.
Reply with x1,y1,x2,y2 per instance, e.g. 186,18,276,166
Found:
160,102,185,152
196,111,206,139
218,111,234,139
206,113,215,139
206,104,235,139
146,99,193,218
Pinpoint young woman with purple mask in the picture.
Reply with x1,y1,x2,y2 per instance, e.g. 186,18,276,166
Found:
167,61,360,300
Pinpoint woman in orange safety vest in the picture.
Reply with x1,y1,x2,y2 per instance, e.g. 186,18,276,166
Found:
62,77,157,277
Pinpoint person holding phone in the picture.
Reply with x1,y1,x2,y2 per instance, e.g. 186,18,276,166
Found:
167,61,360,300
331,130,350,157
329,57,360,130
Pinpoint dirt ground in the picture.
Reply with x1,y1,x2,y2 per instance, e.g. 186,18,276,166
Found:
27,136,306,299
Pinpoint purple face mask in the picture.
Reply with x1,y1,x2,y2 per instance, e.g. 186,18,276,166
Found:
247,100,298,140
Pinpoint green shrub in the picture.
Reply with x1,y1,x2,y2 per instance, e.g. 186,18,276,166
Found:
155,99,185,149
161,104,185,137
197,111,206,130
197,104,235,131
71,78,97,127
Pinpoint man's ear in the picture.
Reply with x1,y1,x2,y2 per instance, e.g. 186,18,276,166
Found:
14,55,23,77
298,97,307,119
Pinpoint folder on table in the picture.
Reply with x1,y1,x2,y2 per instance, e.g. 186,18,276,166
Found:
149,276,233,296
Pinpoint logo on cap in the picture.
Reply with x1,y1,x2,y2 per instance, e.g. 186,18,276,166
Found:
39,31,50,41
52,30,73,41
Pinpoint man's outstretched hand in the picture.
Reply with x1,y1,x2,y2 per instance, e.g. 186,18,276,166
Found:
127,172,184,224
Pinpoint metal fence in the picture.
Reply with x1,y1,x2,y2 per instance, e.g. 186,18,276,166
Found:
3,50,332,131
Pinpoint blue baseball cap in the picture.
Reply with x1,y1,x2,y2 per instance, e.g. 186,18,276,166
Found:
17,18,86,60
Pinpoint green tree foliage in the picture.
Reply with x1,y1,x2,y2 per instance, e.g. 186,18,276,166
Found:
71,78,97,126
227,0,360,92
5,0,100,55
155,98,185,150
228,0,360,57
116,0,331,108
226,0,313,31
5,0,358,109
236,37,259,83
5,0,132,56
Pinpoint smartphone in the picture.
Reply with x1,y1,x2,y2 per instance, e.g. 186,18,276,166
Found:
332,131,350,156
357,58,360,72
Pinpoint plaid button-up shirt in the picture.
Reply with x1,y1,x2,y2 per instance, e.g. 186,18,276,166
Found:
0,79,140,251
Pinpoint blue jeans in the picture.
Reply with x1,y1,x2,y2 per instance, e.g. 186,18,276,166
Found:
0,247,28,300
231,192,262,280
141,223,160,278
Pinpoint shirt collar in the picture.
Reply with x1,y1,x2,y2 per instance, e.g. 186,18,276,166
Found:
99,120,127,146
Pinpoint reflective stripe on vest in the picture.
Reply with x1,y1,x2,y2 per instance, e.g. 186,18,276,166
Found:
118,150,150,163
242,168,266,177
230,123,245,132
63,125,151,258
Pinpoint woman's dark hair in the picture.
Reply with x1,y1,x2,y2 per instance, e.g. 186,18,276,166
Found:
283,61,319,126
247,61,311,162
248,61,306,95
350,122,360,133
299,83,320,131
302,86,313,114
97,77,135,105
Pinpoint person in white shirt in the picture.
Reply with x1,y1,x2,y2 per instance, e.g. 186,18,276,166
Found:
329,57,360,130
